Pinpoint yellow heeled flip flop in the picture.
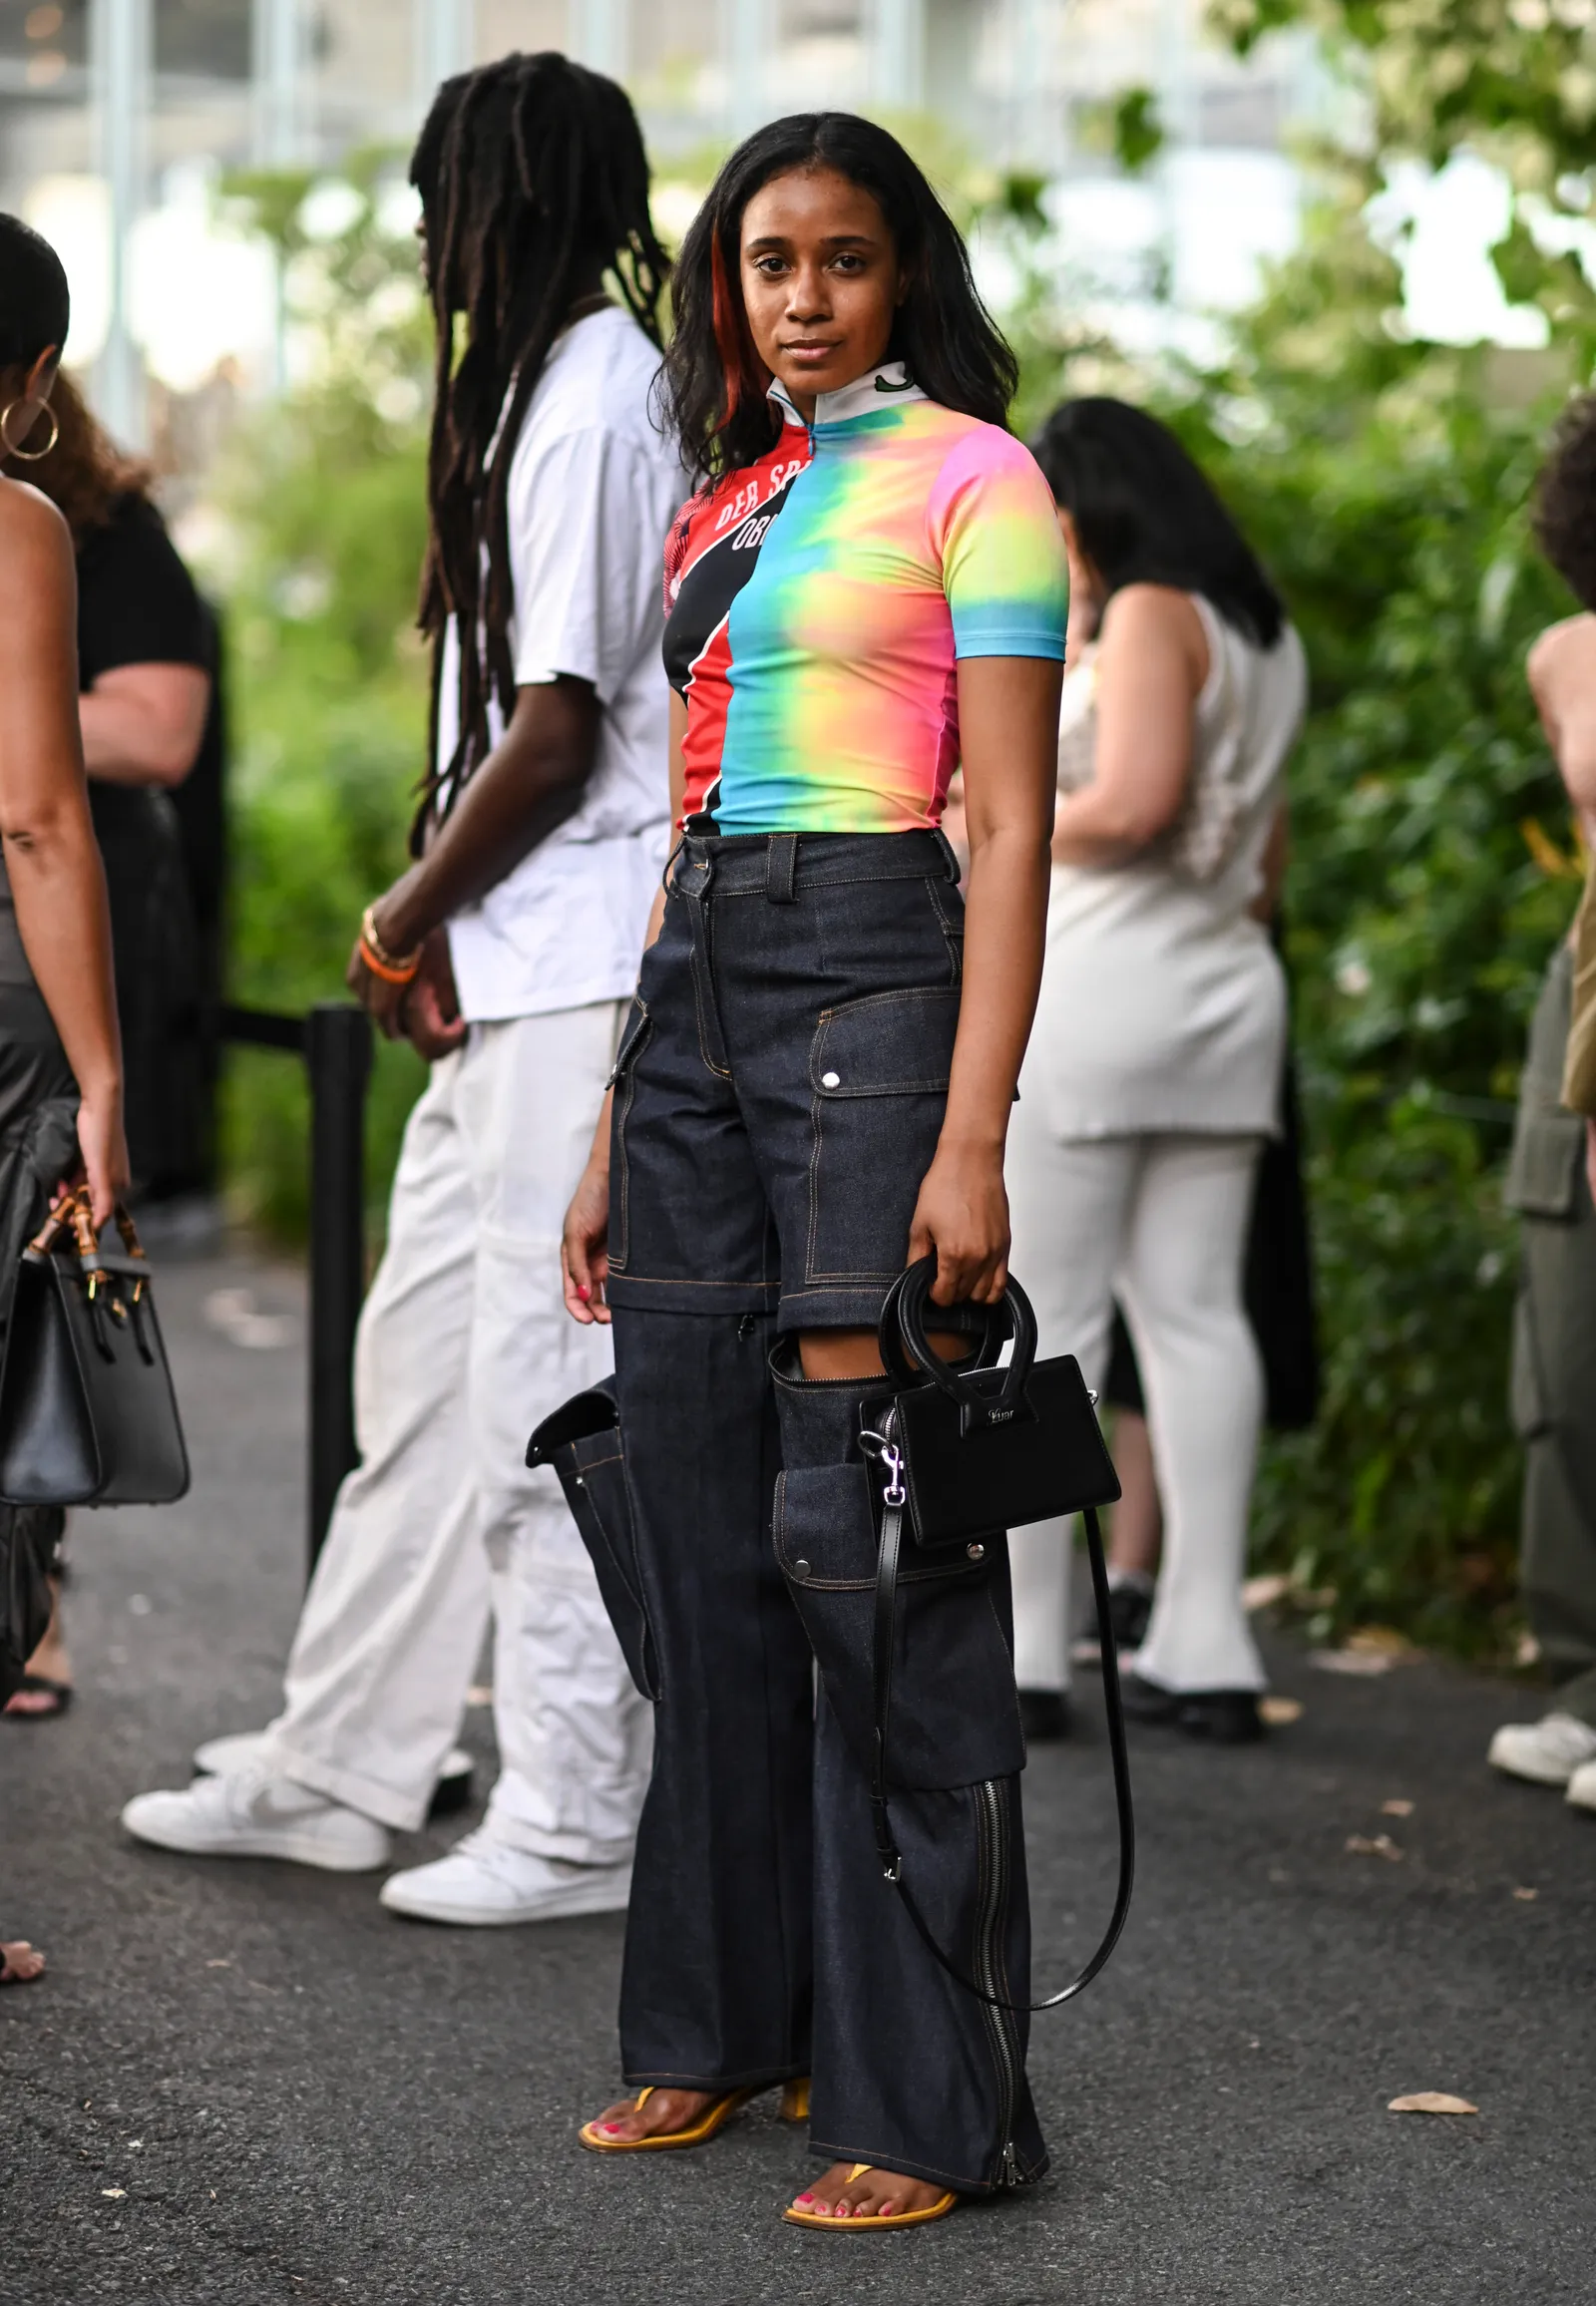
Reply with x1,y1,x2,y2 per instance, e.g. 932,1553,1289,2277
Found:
781,2162,958,2231
580,2075,809,2152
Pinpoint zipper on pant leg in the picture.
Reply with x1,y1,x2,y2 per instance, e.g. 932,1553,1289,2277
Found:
973,1777,1020,2186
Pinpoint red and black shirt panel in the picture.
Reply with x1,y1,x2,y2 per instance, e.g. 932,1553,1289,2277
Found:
662,431,812,826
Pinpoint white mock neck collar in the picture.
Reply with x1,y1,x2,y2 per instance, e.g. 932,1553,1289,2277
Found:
767,360,928,430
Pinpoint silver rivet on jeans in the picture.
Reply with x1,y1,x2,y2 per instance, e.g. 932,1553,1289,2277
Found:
820,1070,840,1088
792,1558,811,1580
967,1542,986,1561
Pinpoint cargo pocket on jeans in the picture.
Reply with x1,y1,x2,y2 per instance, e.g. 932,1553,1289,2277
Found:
528,1385,659,1701
773,1461,1024,1789
605,999,651,1277
805,986,961,1284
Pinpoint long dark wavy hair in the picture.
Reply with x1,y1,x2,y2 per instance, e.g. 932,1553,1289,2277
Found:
661,112,1017,486
410,52,669,834
1032,398,1285,648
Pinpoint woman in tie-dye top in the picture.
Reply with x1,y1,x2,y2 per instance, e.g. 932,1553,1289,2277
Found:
663,370,1066,832
562,115,1068,2230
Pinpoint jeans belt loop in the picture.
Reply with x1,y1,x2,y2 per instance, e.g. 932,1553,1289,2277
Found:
932,826,962,884
765,832,799,905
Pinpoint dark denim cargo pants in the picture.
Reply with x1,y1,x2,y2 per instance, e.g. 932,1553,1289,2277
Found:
599,829,1046,2196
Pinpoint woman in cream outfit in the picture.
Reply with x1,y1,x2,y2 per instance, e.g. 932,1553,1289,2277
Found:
1007,399,1306,1743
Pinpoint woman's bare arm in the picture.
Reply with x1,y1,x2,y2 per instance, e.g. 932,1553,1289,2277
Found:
80,662,210,788
1527,616,1596,848
1249,798,1290,924
0,484,127,1222
1051,584,1207,867
908,653,1060,1307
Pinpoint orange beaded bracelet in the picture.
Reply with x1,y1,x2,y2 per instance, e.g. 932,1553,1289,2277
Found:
359,905,423,985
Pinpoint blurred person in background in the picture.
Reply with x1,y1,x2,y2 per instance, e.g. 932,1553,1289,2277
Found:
123,53,684,1924
1065,1068,1319,1692
1003,398,1306,1746
0,256,212,1724
0,212,130,1964
1488,393,1596,1817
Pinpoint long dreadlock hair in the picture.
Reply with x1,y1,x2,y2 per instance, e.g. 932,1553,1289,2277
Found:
410,52,669,840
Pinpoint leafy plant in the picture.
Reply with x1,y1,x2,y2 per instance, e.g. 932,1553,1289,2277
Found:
207,154,432,1238
1153,161,1581,1654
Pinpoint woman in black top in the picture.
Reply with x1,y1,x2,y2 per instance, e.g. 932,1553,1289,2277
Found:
11,369,210,1202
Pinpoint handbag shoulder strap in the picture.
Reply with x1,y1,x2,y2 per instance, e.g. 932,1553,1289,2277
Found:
865,1410,1136,2015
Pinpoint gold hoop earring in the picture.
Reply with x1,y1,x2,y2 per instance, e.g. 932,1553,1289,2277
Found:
0,401,60,462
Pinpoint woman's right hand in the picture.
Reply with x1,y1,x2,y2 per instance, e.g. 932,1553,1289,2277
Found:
75,1084,130,1232
562,1148,612,1326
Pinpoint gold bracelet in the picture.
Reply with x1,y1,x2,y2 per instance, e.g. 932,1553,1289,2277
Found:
361,904,423,980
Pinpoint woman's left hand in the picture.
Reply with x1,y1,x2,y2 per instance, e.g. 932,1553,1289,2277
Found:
907,1141,1009,1307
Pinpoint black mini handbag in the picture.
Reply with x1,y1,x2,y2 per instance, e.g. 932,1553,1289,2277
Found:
863,1256,1134,2012
0,1189,190,1508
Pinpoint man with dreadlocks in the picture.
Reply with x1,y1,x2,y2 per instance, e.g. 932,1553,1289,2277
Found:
123,54,684,1925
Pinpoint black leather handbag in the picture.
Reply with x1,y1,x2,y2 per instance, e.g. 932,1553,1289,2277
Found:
0,1189,190,1508
863,1256,1134,2013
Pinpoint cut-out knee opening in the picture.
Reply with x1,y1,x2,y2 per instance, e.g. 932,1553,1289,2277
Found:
796,1326,979,1384
797,1329,885,1383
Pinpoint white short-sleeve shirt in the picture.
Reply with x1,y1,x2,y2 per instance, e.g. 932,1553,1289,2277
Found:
440,305,686,1022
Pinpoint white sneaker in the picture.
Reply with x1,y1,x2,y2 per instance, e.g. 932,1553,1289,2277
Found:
193,1730,475,1790
1487,1713,1596,1787
1566,1757,1596,1813
378,1826,632,1925
120,1768,391,1872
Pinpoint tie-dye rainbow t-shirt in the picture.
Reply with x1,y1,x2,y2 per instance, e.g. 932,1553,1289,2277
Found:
661,365,1068,833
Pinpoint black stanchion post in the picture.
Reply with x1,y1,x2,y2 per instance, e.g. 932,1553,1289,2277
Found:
305,1001,372,1577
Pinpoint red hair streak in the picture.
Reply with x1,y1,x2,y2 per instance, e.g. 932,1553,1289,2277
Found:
711,231,757,431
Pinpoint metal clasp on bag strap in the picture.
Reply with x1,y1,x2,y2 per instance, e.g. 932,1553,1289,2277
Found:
858,1427,906,1508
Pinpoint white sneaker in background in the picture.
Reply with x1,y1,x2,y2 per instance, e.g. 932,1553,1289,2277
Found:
120,1769,391,1872
192,1729,476,1790
1565,1756,1596,1813
1487,1713,1596,1787
378,1826,631,1925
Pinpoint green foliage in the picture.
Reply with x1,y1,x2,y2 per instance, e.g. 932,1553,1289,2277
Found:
1210,0,1596,352
1111,87,1168,176
209,159,432,1238
1153,178,1580,1654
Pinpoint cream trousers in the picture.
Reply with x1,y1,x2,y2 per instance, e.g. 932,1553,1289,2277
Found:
1005,1127,1268,1697
261,1001,651,1862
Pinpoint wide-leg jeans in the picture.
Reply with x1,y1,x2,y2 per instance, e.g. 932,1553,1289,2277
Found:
602,829,1047,2196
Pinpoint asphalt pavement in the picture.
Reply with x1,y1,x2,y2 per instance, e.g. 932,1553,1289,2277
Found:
2,1252,1593,2306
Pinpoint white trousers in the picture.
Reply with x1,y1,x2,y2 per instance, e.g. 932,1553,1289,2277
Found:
1005,1128,1268,1696
261,1001,652,1864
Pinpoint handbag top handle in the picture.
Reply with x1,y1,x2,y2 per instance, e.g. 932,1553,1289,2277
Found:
877,1257,1038,1431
